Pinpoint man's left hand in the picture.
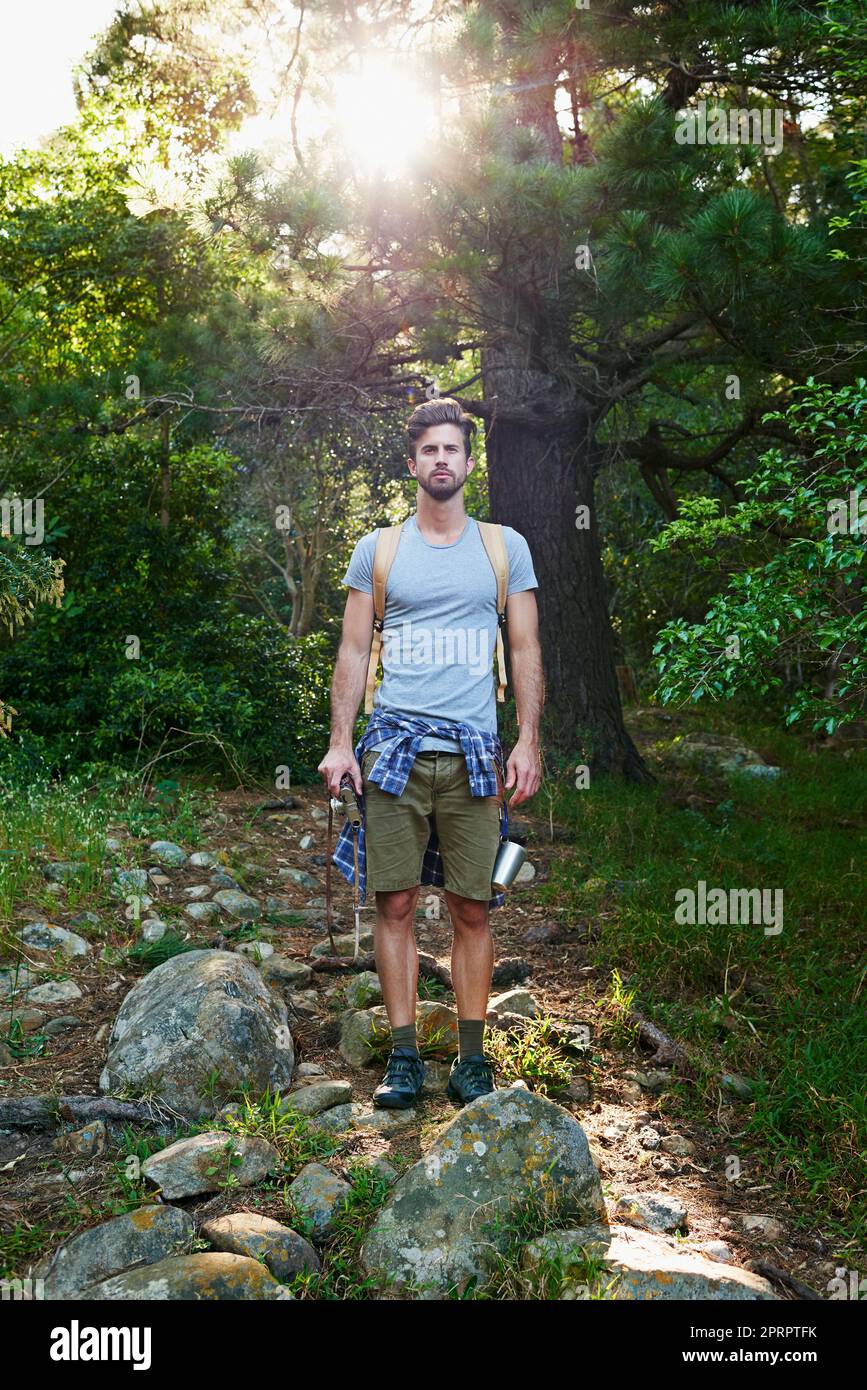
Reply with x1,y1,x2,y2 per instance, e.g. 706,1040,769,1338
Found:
504,740,542,807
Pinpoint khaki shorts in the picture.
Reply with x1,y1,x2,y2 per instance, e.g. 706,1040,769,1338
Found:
361,748,501,901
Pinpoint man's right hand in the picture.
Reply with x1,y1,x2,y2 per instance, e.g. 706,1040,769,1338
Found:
318,745,363,798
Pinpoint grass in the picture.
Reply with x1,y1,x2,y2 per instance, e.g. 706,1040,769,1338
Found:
124,932,201,968
283,1161,405,1299
0,763,216,1050
0,763,212,926
540,710,867,1252
213,1085,342,1169
447,1170,617,1300
416,976,449,1001
362,1018,455,1063
485,1016,587,1096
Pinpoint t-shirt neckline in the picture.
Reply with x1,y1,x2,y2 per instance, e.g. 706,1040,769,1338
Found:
409,513,474,549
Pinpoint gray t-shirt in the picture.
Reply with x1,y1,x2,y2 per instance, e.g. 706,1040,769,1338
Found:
342,513,538,751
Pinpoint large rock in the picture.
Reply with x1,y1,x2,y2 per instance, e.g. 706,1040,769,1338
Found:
265,898,309,925
613,1192,688,1234
305,1101,418,1137
340,1001,458,1068
213,889,260,920
149,841,188,867
280,1081,352,1116
141,1131,280,1199
99,949,295,1117
280,867,321,890
85,1252,289,1300
260,956,313,990
306,1102,356,1134
210,872,241,889
235,941,274,963
0,965,37,997
26,980,83,1006
488,988,539,1019
111,868,150,895
141,919,167,942
523,1223,779,1300
360,1088,605,1298
289,1162,352,1240
42,862,86,883
190,851,220,868
343,971,383,1009
310,930,374,959
15,924,91,959
0,1006,45,1033
350,1106,419,1135
201,1213,320,1281
664,732,772,776
33,1206,195,1299
184,902,222,923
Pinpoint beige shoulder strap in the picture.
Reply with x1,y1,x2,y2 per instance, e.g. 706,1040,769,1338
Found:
364,523,404,713
476,520,509,703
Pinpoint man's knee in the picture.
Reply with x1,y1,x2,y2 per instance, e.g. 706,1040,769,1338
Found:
446,892,490,931
375,885,420,926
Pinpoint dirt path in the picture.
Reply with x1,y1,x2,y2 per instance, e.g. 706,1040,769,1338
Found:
0,767,840,1299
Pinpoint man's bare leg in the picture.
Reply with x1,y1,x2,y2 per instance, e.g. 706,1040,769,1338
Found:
374,885,421,1027
444,889,494,1021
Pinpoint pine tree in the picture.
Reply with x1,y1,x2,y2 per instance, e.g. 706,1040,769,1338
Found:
277,0,865,774
62,0,866,776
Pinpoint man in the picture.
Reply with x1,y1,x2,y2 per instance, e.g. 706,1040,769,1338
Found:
318,396,544,1109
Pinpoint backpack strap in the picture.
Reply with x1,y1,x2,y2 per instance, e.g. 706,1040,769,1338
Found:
476,520,509,703
364,523,404,714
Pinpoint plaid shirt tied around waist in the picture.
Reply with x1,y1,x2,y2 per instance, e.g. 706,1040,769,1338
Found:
331,710,509,909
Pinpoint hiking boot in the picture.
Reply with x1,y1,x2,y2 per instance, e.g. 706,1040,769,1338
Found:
372,1047,426,1109
447,1052,496,1105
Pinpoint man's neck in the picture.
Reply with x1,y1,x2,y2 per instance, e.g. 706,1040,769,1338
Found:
414,494,469,543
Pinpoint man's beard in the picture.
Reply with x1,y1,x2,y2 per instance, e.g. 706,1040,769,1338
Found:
416,469,466,501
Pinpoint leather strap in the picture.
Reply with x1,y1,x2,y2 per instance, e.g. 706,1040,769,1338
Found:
476,520,510,704
365,523,404,713
325,776,363,960
492,752,508,841
324,799,338,955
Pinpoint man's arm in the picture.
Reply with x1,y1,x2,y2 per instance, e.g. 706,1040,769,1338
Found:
504,589,544,806
317,587,374,796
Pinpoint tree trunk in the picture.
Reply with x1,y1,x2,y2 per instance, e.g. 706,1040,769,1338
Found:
481,346,651,781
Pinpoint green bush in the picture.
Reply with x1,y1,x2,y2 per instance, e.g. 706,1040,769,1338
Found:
0,435,332,777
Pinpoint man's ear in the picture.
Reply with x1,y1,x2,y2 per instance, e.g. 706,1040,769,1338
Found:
407,455,416,475
466,454,475,474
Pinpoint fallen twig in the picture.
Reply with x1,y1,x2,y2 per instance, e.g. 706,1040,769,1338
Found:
0,1095,184,1130
746,1260,823,1301
630,1008,691,1071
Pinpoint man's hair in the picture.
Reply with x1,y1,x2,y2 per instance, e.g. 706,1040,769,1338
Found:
407,396,477,461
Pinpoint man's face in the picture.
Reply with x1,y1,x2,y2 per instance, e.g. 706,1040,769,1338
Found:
408,423,473,501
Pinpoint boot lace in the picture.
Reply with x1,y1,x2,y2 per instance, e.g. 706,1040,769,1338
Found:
382,1050,422,1085
456,1054,494,1097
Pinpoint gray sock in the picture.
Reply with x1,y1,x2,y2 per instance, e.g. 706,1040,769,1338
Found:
391,1023,418,1055
458,1018,486,1061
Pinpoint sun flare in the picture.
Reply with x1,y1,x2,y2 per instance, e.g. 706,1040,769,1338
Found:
330,61,440,175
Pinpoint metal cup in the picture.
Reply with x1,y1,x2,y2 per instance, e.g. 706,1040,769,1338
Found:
491,838,526,892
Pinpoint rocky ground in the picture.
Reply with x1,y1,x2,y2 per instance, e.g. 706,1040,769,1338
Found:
0,719,851,1300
